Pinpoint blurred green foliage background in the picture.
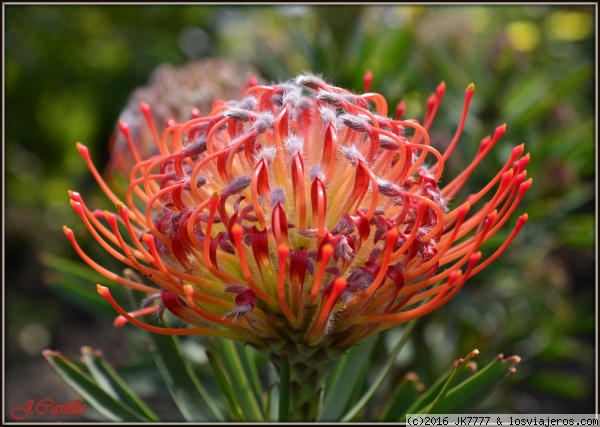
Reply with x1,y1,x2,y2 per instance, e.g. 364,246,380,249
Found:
5,4,596,420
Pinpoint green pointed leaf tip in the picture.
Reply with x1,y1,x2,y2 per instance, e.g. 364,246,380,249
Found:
79,346,160,422
80,346,118,398
405,348,481,416
381,372,425,422
425,353,521,415
426,349,481,414
42,350,151,422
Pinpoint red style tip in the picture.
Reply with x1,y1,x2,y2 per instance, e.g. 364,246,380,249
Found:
494,124,507,140
516,214,528,229
458,202,471,217
248,75,258,88
436,81,446,98
230,223,243,245
513,144,525,157
183,284,196,300
96,284,109,295
71,192,83,204
519,178,533,194
113,316,128,328
517,152,530,169
486,211,498,224
395,101,405,120
141,233,154,245
103,210,118,228
69,200,84,216
333,277,347,293
76,142,89,158
191,107,201,119
318,243,334,262
118,120,130,134
501,170,514,186
448,270,461,283
469,252,482,265
278,243,289,259
139,101,151,114
426,94,437,115
62,225,73,237
387,227,400,239
363,70,373,93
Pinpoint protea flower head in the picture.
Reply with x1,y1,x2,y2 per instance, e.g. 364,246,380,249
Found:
65,71,530,418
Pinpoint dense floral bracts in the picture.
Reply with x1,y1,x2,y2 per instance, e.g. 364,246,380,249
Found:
65,73,530,352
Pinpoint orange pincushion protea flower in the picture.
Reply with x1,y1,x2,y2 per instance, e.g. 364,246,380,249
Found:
65,72,530,354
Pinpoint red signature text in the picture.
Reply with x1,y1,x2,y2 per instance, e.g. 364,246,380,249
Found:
11,398,87,420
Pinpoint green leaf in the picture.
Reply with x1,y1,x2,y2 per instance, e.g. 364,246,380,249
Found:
40,252,107,284
424,354,521,414
148,333,223,421
41,253,116,318
205,349,244,421
425,350,480,414
319,334,379,421
405,351,479,417
235,343,265,414
264,383,276,422
278,353,290,422
340,321,416,422
215,339,264,421
381,372,424,422
43,350,150,422
79,346,160,422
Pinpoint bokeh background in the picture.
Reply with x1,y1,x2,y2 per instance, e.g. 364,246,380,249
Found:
4,4,596,421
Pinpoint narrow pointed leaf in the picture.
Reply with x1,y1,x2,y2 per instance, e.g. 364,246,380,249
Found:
340,321,416,422
206,349,244,421
80,346,160,422
148,333,223,421
425,354,521,414
264,384,276,422
278,353,290,422
381,372,424,422
235,342,265,414
323,350,345,400
319,334,379,421
43,273,116,318
425,349,480,414
41,252,107,284
217,340,264,421
43,350,150,422
404,350,479,417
